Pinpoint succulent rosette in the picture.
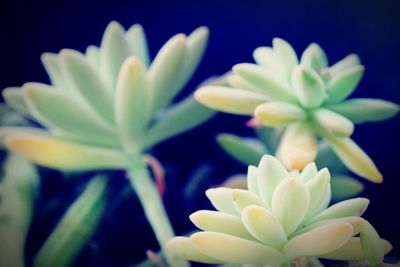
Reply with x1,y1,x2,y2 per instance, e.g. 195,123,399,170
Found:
167,155,392,266
1,21,213,171
195,38,399,182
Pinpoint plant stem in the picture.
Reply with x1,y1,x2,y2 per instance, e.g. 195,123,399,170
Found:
127,156,189,267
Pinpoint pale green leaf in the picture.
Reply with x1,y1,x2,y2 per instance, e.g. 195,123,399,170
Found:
85,46,100,71
167,237,222,264
254,101,305,127
291,65,326,108
190,232,284,265
272,38,299,81
305,168,331,218
271,176,310,235
326,65,364,103
126,24,150,67
257,155,288,207
41,53,68,91
190,210,254,240
276,122,318,170
217,134,267,166
2,87,31,116
360,221,385,266
241,205,287,249
329,54,360,77
313,108,354,136
231,189,265,213
299,162,318,183
115,57,149,153
60,49,114,123
283,221,353,260
226,73,260,92
247,165,259,194
331,175,364,200
300,43,328,71
99,21,132,89
328,98,400,124
5,134,127,170
205,188,238,216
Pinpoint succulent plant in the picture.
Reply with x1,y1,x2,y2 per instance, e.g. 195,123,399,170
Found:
195,38,399,182
167,155,392,266
0,21,216,267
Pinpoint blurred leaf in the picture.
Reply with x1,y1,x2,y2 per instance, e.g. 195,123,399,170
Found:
217,134,268,166
331,175,364,200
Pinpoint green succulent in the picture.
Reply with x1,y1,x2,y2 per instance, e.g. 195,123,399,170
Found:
167,155,392,266
195,38,399,182
1,21,214,171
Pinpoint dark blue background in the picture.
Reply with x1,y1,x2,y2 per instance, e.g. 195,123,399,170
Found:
1,0,399,266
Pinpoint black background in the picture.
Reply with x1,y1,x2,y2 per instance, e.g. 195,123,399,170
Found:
1,0,399,266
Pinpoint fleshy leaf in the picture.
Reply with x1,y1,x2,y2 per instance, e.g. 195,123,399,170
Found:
257,155,288,207
329,54,360,77
99,21,131,89
205,188,238,216
5,134,127,170
276,122,318,170
247,165,259,194
2,87,31,116
283,221,353,260
125,24,150,67
315,123,382,182
360,221,385,266
299,162,318,183
320,237,392,261
254,101,305,127
190,232,284,265
326,65,364,103
305,168,331,218
253,47,279,72
291,65,326,108
226,74,259,92
233,63,296,102
306,198,369,224
231,189,265,212
241,205,287,249
167,237,222,264
144,95,215,148
313,108,354,137
217,134,267,166
149,34,186,111
271,176,310,235
22,83,118,147
85,46,100,71
115,57,149,153
41,53,68,92
190,210,254,240
195,86,268,115
272,38,299,81
300,43,328,71
60,49,114,123
331,175,364,200
328,98,400,124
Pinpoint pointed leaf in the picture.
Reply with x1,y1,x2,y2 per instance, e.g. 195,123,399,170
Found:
217,134,267,166
315,124,382,182
85,46,100,71
226,74,260,92
231,189,265,212
276,122,318,170
2,87,31,116
271,176,310,235
326,65,364,103
313,108,354,136
242,205,287,249
61,49,114,123
305,168,331,218
328,98,400,124
306,198,369,224
41,53,68,91
167,237,222,264
300,43,328,71
115,57,149,153
233,63,296,102
320,237,392,261
190,232,284,265
126,24,150,67
291,65,326,108
331,175,364,200
149,34,186,111
257,155,288,207
283,221,353,260
205,188,238,216
299,162,318,183
190,210,254,240
195,86,268,115
272,38,299,80
253,47,282,77
360,221,385,266
5,134,127,170
22,83,118,147
247,165,259,194
99,21,131,89
254,101,305,127
329,54,360,77
144,95,215,148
